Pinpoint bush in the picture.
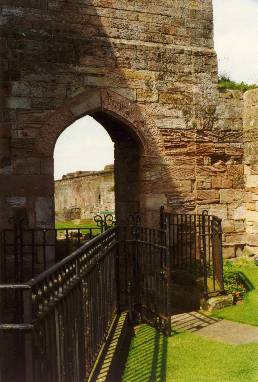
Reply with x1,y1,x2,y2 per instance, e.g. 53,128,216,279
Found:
218,74,257,92
223,261,246,302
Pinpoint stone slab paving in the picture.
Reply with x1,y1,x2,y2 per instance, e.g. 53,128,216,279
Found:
171,312,258,345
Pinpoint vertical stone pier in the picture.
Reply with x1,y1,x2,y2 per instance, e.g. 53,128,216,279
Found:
244,90,258,254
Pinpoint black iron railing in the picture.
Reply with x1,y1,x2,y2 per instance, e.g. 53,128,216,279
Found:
0,226,103,283
0,210,224,381
0,213,116,284
0,228,118,382
161,210,224,295
120,226,171,336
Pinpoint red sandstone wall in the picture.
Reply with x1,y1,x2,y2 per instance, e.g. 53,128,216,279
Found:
0,0,250,257
0,0,218,230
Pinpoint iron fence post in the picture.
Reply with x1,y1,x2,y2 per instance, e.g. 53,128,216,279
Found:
160,205,165,229
114,228,121,311
165,214,172,336
219,219,224,291
23,287,34,382
201,211,209,297
0,231,4,284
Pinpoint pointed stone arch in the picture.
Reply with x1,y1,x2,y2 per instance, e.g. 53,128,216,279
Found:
33,88,165,157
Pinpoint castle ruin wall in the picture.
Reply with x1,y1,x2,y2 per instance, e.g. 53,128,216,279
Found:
0,0,257,257
55,166,115,221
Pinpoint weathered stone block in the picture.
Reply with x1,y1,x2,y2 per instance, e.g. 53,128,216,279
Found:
244,245,258,256
223,246,236,259
246,202,256,211
246,234,258,247
112,87,137,101
246,175,258,188
232,205,246,220
222,220,235,233
6,196,26,208
197,190,219,203
144,194,167,210
220,190,245,204
35,197,54,228
137,89,158,103
212,177,233,189
234,220,245,232
224,233,245,246
246,210,258,222
13,158,41,175
196,177,212,190
6,97,31,109
203,295,234,312
70,90,101,117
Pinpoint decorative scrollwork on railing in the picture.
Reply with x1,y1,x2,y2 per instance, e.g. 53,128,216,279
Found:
94,214,115,231
128,212,141,226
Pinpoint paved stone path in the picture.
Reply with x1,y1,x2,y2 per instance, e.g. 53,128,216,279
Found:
171,311,258,345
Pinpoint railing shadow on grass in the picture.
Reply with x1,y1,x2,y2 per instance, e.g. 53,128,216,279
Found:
92,317,171,382
120,325,169,382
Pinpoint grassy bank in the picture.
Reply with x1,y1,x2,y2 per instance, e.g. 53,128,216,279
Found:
122,325,258,382
211,262,258,326
122,261,258,381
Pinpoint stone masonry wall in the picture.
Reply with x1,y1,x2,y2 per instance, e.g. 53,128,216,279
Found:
0,0,218,231
205,89,245,258
244,90,258,255
1,0,257,257
55,165,115,221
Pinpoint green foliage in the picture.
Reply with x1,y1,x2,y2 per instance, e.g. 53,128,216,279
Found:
218,74,258,91
223,261,246,300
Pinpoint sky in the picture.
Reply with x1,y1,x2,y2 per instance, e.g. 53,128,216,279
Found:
213,0,258,84
54,0,258,179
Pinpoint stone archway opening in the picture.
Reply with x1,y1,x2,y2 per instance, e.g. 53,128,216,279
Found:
53,111,143,228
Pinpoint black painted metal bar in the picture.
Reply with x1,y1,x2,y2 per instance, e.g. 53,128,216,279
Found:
0,228,118,382
0,211,224,381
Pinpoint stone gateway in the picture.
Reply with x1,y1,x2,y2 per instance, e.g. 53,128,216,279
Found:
0,0,258,257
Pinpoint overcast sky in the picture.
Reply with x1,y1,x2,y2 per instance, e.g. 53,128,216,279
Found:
54,0,258,179
213,0,258,84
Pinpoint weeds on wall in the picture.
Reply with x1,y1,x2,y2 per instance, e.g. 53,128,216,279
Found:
218,74,258,91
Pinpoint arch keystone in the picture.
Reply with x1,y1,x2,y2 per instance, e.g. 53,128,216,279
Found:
69,89,102,118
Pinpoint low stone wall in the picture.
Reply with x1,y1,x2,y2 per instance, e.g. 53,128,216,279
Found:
55,165,115,222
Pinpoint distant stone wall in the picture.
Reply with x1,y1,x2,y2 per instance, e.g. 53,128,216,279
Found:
55,165,114,222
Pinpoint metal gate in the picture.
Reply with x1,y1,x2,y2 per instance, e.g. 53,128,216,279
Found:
0,210,224,381
122,225,172,336
160,209,224,295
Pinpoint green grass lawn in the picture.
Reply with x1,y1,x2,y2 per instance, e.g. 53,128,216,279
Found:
211,262,258,326
55,220,99,229
122,261,258,381
122,325,258,382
